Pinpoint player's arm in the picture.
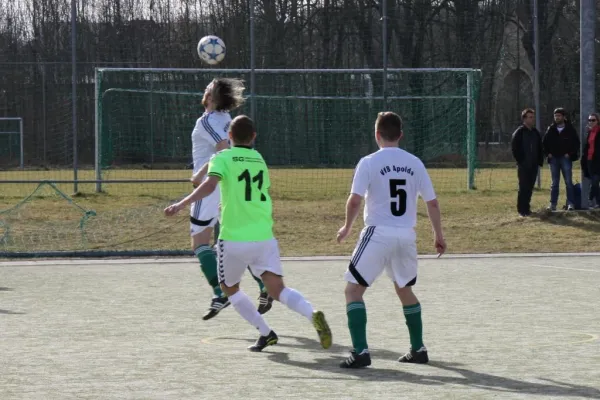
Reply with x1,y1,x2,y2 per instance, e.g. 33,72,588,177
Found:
337,158,368,243
166,154,225,217
425,199,445,256
190,162,208,186
190,140,228,185
337,193,363,243
419,167,446,256
165,176,220,216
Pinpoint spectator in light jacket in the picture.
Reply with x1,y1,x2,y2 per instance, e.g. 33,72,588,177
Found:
542,108,580,211
582,112,600,208
511,108,544,217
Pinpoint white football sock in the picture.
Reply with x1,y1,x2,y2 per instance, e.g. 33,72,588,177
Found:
278,287,314,321
229,290,271,336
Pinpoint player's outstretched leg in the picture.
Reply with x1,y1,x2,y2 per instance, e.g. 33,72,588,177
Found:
247,267,273,314
395,282,428,364
340,282,371,368
220,283,278,352
261,271,332,349
192,228,229,320
195,244,230,320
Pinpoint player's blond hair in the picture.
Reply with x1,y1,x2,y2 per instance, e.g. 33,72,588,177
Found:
210,78,246,111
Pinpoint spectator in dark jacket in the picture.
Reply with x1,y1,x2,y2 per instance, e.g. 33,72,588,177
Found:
542,108,580,211
582,112,600,208
511,108,543,217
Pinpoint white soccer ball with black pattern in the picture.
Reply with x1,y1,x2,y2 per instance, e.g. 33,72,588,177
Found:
197,35,226,65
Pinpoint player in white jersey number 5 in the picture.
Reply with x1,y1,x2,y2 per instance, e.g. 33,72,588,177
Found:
336,111,447,368
188,78,271,321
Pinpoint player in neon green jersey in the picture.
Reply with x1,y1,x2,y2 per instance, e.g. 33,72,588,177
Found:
165,115,332,352
187,78,270,320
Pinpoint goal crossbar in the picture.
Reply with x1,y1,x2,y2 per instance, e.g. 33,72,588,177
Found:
98,67,482,74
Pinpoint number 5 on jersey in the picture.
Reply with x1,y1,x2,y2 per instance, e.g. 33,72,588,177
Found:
238,169,267,201
389,179,407,216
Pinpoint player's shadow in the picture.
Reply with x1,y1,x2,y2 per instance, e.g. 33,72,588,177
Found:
256,336,600,399
220,334,357,354
0,309,24,314
221,334,401,359
0,287,14,291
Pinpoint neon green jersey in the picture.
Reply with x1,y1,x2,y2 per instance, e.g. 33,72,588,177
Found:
207,146,274,241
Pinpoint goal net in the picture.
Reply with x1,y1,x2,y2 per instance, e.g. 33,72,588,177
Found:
96,68,480,196
0,117,23,169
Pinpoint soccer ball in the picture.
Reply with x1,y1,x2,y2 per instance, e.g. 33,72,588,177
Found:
197,35,226,65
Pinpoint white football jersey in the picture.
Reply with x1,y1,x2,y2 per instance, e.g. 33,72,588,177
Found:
191,111,231,173
351,147,436,228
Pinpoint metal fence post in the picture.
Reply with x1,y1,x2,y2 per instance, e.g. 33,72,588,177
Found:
580,0,596,208
250,0,256,122
381,0,388,108
71,0,79,193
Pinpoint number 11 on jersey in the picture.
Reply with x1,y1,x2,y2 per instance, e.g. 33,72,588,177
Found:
238,169,267,202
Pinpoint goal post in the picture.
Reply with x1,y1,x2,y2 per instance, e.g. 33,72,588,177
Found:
467,70,475,190
0,117,24,169
95,68,481,193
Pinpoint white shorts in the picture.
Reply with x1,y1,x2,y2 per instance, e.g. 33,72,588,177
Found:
217,239,283,287
189,186,220,236
344,225,418,288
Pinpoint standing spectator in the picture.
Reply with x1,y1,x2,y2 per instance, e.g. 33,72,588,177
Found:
511,108,544,217
542,108,580,211
582,112,600,208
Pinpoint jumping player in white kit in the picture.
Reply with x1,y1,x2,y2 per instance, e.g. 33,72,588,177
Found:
188,78,271,320
336,111,447,368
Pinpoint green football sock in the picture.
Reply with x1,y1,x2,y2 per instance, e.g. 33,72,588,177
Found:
195,245,223,297
403,303,423,350
249,269,266,293
346,301,368,353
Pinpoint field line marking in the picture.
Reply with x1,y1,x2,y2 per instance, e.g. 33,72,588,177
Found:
531,332,599,348
2,253,600,267
529,264,600,273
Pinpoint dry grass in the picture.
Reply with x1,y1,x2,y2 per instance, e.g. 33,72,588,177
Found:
1,167,599,255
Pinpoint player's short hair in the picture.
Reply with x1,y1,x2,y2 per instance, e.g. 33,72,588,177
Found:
229,115,255,144
521,108,535,121
375,112,403,141
210,78,246,111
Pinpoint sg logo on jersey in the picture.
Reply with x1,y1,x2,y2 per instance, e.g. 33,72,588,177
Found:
232,156,245,162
